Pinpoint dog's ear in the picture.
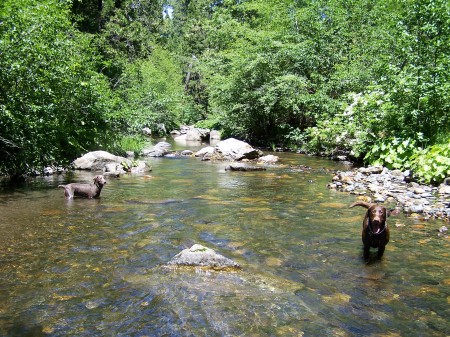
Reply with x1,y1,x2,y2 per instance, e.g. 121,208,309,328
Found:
349,201,372,209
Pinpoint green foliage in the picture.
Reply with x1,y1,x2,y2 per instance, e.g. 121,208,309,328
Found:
93,0,164,83
411,141,450,185
117,135,149,156
120,159,140,172
0,0,448,184
114,47,189,134
202,38,337,144
364,136,450,185
0,0,118,175
365,137,420,170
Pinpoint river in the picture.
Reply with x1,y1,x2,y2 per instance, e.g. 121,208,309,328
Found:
0,142,448,336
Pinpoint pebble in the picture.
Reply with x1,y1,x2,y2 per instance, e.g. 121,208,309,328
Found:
328,166,450,222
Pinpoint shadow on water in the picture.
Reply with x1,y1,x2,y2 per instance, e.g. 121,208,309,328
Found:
0,150,449,336
5,323,47,337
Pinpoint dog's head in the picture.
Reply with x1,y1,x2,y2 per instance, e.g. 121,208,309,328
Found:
93,175,107,186
367,205,387,234
350,201,398,234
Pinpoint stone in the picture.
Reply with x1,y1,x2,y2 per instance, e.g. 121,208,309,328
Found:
413,187,425,194
213,138,261,161
173,129,202,142
142,127,152,136
72,151,130,171
225,164,266,172
174,125,210,141
330,165,449,221
185,129,203,141
43,167,53,176
141,142,172,157
181,150,194,156
341,176,354,184
358,166,383,174
210,130,221,140
258,155,279,164
104,163,119,173
166,244,241,270
438,184,450,195
195,146,215,158
344,185,355,192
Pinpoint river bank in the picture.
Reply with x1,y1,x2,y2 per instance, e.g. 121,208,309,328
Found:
327,165,450,223
3,136,449,226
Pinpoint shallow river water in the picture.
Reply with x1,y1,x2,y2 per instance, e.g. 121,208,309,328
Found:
0,143,449,336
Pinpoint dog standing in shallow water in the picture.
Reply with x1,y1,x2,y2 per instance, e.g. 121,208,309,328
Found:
350,201,397,260
59,175,106,199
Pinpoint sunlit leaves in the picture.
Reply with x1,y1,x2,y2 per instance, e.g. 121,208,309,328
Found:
0,0,117,175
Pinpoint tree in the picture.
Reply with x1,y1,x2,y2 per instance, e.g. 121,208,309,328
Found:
114,47,188,134
379,0,450,140
0,0,118,175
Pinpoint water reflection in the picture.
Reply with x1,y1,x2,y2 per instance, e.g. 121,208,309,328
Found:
0,152,448,336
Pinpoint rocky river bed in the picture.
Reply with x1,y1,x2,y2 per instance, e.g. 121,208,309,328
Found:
327,165,450,224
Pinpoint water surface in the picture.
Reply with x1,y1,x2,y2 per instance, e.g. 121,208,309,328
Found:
0,148,448,336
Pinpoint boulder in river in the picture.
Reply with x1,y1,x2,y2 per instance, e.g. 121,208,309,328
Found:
166,244,241,271
210,130,221,141
173,125,211,142
195,146,215,160
207,138,262,161
258,154,279,164
73,151,130,171
72,150,148,176
141,141,172,157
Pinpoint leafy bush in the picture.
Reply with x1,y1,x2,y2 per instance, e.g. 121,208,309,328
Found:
364,137,419,170
364,136,450,185
117,135,149,156
115,47,188,134
297,92,381,157
411,141,450,185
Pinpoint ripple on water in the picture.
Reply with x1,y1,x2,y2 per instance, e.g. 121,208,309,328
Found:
0,152,448,336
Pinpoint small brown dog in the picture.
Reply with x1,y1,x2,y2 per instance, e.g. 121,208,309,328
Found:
350,201,397,260
59,175,106,199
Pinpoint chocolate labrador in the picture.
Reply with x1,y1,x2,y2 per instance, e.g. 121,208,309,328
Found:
59,175,106,199
350,201,397,260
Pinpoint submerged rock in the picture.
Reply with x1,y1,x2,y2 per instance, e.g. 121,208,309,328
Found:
166,244,241,271
225,164,266,172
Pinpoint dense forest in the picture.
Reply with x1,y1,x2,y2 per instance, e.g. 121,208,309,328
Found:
0,0,449,183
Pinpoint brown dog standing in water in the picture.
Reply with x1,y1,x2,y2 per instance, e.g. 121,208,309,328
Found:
350,201,396,260
59,175,106,199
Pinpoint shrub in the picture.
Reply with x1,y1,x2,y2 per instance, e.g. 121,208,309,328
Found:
411,141,450,185
117,134,149,156
364,137,419,170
